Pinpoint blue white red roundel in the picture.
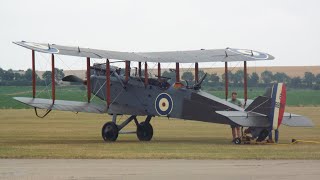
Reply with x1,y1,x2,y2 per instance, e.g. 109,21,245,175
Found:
155,93,173,116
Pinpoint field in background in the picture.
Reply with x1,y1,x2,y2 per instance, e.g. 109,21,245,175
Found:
0,107,319,159
0,86,319,109
36,66,320,79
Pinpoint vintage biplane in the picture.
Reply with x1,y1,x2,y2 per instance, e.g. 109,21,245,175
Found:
13,41,313,144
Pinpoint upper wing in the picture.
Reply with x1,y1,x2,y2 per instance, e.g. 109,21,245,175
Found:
13,41,274,63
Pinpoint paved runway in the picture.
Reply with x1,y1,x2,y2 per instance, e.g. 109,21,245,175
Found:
0,159,319,180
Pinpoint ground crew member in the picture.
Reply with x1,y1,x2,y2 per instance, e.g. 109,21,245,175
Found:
229,91,243,142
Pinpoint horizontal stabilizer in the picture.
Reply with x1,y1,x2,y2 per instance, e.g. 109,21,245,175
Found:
13,97,107,114
282,113,314,127
216,111,270,127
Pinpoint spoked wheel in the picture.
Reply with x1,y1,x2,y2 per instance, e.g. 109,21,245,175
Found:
234,137,242,145
101,122,119,142
136,121,153,141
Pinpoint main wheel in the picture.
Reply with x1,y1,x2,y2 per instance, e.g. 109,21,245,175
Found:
101,122,119,142
136,122,153,141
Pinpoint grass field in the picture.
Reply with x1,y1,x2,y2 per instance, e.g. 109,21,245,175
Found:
1,86,320,109
0,107,319,159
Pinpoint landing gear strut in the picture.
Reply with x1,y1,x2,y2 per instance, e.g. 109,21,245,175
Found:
101,115,153,142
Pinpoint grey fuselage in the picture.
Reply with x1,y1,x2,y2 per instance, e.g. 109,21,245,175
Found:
90,66,236,125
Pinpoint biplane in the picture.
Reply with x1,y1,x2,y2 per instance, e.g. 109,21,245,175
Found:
12,41,313,144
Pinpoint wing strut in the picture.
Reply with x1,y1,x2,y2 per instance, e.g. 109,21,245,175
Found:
157,63,161,81
144,62,148,86
125,60,130,83
138,62,142,77
51,54,55,104
106,59,111,107
86,57,91,102
32,50,36,98
224,62,228,101
195,62,199,83
176,63,180,82
244,61,248,106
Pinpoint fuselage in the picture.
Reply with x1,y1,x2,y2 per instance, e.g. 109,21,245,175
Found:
90,65,237,125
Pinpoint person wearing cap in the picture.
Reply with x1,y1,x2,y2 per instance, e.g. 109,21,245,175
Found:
229,91,243,142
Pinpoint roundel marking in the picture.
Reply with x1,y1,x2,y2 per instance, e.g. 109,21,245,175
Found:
155,93,173,116
227,48,269,60
23,42,60,54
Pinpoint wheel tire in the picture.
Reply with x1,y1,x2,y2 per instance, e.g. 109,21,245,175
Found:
234,137,242,145
101,122,119,142
136,122,153,141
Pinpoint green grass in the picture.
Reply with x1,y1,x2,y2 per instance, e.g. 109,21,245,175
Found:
0,86,320,109
206,88,320,106
0,107,319,159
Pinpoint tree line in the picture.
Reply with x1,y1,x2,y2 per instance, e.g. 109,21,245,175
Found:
163,69,320,90
1,67,320,89
0,68,65,86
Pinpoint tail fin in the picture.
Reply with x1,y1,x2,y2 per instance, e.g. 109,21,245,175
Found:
269,83,286,130
245,83,286,130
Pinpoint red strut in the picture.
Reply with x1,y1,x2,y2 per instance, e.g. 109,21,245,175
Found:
224,62,228,101
195,62,199,83
51,54,55,104
106,59,111,107
32,50,36,98
244,61,248,106
138,62,141,77
144,62,148,86
125,60,130,83
86,57,91,103
176,63,180,82
158,63,161,81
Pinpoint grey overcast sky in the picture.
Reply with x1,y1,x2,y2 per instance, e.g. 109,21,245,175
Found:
0,0,319,70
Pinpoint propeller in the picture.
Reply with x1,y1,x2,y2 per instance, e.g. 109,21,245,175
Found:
62,75,86,85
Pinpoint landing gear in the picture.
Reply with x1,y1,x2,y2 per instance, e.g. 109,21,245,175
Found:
137,122,153,141
101,115,153,142
234,137,242,144
101,122,119,142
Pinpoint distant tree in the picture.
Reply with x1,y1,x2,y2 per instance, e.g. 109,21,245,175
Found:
232,70,244,85
290,76,302,88
55,68,65,81
42,69,65,83
261,70,273,84
316,74,320,85
273,72,290,83
303,72,315,87
162,70,176,83
14,73,22,80
42,71,52,82
181,71,194,82
248,72,259,87
24,69,33,81
221,71,233,83
207,73,220,84
3,69,14,81
0,68,4,81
